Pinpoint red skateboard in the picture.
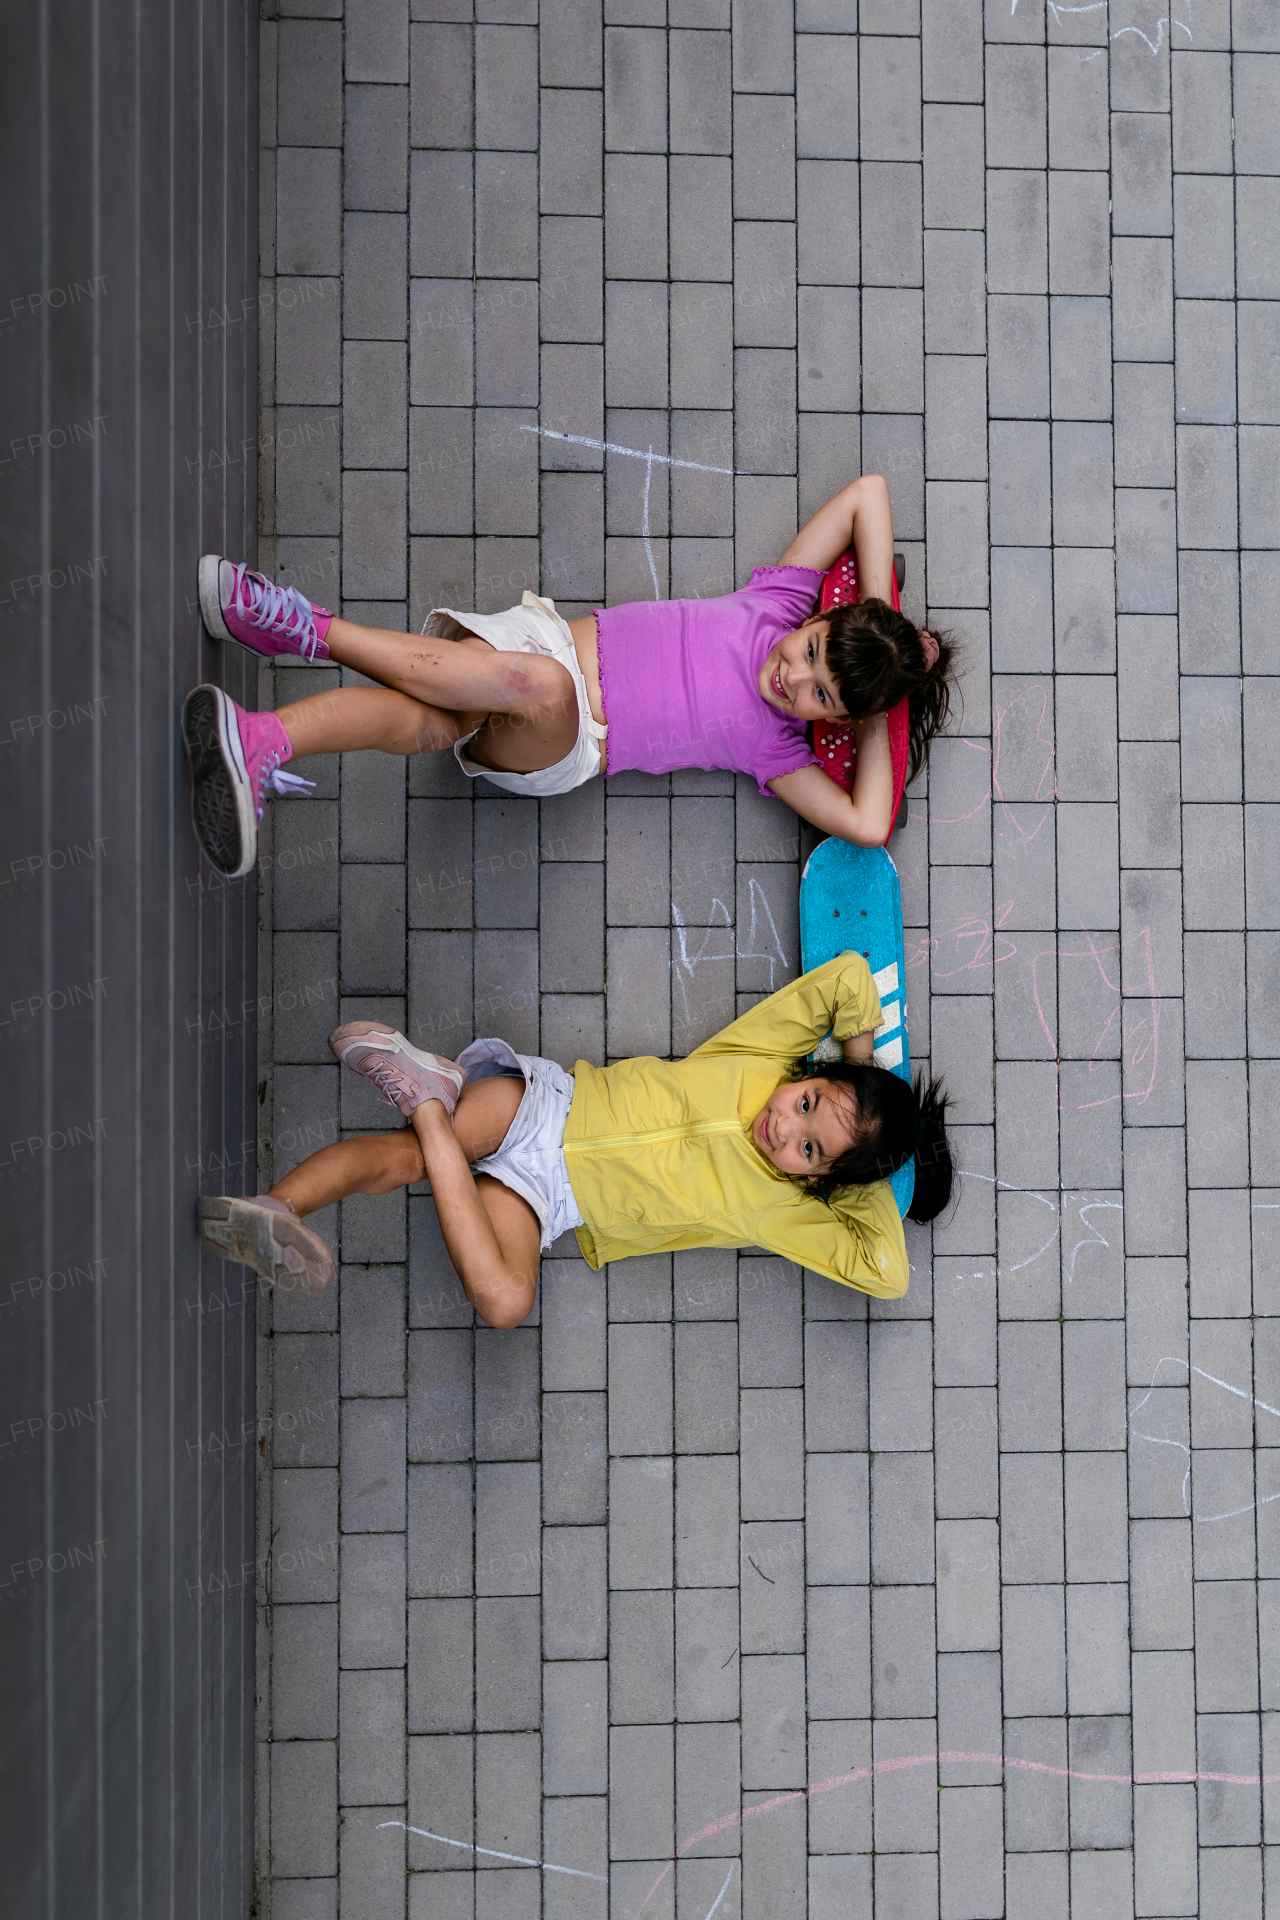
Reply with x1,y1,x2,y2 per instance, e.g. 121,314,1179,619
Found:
812,551,910,841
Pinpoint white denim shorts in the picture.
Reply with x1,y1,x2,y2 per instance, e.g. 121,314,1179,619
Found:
455,1037,585,1252
423,592,607,797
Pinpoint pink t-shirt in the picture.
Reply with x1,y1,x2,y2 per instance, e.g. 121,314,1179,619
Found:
595,566,823,795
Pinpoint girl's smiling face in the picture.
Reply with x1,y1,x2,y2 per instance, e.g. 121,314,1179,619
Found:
758,617,849,723
752,1076,860,1177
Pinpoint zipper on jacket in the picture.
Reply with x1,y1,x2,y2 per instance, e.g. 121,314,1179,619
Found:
564,1118,746,1154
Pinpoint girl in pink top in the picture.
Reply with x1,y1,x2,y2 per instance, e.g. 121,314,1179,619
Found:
182,474,955,880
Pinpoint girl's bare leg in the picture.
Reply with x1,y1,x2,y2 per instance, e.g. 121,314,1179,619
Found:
268,1075,526,1217
275,684,480,760
410,1100,541,1329
274,618,581,773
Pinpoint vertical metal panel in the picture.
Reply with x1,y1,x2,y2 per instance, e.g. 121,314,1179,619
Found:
0,2,258,1913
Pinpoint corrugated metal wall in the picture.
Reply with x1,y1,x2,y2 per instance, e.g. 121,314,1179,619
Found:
0,3,260,1913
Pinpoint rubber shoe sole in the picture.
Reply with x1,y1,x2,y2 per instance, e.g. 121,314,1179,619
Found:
182,684,256,878
198,1196,334,1293
198,554,234,643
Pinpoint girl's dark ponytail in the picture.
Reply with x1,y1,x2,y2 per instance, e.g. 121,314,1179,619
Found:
905,1072,953,1223
904,637,956,786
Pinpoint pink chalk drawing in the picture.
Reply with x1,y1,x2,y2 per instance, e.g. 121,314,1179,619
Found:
910,682,1165,1110
628,1747,1274,1917
386,1730,1273,1920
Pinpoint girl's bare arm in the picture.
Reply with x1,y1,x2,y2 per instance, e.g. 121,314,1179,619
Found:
779,472,896,600
766,709,896,847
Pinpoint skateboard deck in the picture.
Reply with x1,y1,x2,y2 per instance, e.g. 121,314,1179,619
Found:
799,834,915,1220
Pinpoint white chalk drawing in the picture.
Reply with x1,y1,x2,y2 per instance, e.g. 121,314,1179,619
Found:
673,878,794,1017
1128,1359,1280,1522
522,425,737,601
703,1863,737,1918
1011,0,1193,56
946,1172,1123,1286
375,1819,609,1879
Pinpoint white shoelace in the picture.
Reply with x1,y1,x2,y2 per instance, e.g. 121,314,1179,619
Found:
235,563,325,661
362,1058,408,1105
262,765,315,799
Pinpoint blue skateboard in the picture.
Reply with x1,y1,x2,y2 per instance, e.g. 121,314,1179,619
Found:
799,838,915,1219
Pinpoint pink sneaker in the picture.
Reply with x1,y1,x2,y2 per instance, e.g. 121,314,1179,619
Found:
182,684,315,877
199,556,334,662
198,1194,334,1293
329,1023,467,1117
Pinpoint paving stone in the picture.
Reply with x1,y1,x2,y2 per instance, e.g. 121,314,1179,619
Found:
674,1587,739,1723
675,1724,741,1866
341,1396,407,1533
1003,1719,1068,1851
474,1461,539,1596
609,1457,672,1590
923,104,984,231
1067,1585,1131,1716
674,1456,738,1590
608,1724,673,1859
985,46,1045,169
935,1518,998,1653
346,0,407,82
607,1590,674,1726
740,1653,806,1788
405,1735,473,1873
279,21,344,147
739,1387,803,1522
924,231,986,357
474,1731,543,1874
869,1452,934,1587
1068,1715,1133,1845
806,1720,872,1856
740,1520,804,1653
1173,175,1235,310
938,1784,1003,1920
409,24,473,150
341,1533,406,1670
871,1717,939,1852
1113,112,1173,238
407,1596,473,1731
806,1586,871,1721
272,1742,338,1878
986,170,1047,295
668,154,732,282
274,1604,340,1740
999,1454,1064,1588
540,89,604,218
475,25,538,152
860,36,922,163
543,1394,607,1527
1113,236,1173,362
1068,1851,1135,1920
867,1321,932,1452
922,0,982,99
1201,1846,1265,1920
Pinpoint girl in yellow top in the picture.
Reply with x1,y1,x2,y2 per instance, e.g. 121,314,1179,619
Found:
198,955,953,1327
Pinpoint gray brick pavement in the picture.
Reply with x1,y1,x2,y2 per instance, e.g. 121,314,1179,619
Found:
255,2,1276,1912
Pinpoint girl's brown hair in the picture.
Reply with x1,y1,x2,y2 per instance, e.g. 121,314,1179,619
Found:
821,596,957,784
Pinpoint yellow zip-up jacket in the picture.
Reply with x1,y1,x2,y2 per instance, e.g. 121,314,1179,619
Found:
563,953,908,1298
